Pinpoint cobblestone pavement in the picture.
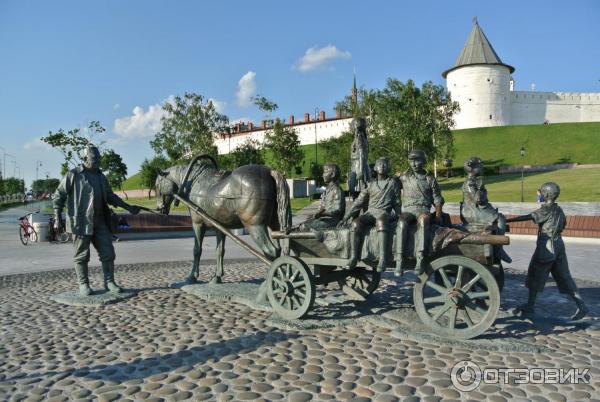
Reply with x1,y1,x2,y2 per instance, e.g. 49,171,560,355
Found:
1,261,600,401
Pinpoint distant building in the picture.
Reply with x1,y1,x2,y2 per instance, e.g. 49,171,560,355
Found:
444,20,600,130
215,21,600,154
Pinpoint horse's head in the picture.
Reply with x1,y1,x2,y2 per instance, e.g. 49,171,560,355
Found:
155,170,178,215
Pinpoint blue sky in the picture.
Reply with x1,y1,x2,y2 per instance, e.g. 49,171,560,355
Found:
1,0,599,186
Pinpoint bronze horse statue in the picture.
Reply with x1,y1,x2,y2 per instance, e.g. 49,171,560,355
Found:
156,155,291,285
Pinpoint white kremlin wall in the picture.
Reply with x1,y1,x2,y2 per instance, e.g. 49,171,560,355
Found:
510,91,600,126
215,115,352,155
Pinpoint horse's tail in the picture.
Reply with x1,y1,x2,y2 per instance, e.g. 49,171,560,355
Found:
271,170,292,230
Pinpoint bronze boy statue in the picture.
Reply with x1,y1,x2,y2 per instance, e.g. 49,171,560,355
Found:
348,117,370,200
507,182,588,320
53,144,141,296
341,157,401,272
301,163,345,230
395,150,444,276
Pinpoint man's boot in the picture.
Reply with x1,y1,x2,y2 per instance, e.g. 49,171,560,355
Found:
102,261,122,293
394,224,409,277
74,263,92,296
415,252,426,275
377,230,389,273
571,293,589,321
346,231,363,270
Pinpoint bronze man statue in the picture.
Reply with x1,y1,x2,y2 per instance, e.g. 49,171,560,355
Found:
348,117,370,200
53,144,141,296
301,163,345,230
507,182,588,320
395,150,444,276
341,157,401,272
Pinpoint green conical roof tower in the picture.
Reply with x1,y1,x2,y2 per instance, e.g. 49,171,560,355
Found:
442,18,514,78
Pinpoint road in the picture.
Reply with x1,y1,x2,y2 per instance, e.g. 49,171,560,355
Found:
1,202,598,281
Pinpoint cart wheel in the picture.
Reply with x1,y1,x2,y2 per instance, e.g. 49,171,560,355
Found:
58,231,71,243
267,256,315,320
338,264,381,299
414,255,500,340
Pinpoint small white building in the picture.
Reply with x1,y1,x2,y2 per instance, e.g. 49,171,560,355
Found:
444,21,600,130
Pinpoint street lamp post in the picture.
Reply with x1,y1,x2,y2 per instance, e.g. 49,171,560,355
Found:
520,146,526,202
314,108,319,166
35,160,43,181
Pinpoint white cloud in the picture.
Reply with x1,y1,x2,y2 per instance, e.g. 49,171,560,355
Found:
294,45,351,72
236,71,256,107
23,137,51,151
209,98,226,113
113,103,120,110
113,102,167,139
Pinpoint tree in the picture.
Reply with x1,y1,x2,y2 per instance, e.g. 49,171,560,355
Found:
140,156,170,198
263,120,304,176
100,149,128,197
150,93,229,162
230,139,264,168
4,177,24,195
334,79,459,173
319,131,354,181
253,95,278,119
31,178,60,196
41,121,107,170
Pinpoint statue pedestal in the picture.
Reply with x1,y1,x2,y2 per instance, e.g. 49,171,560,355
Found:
50,290,136,306
181,282,271,312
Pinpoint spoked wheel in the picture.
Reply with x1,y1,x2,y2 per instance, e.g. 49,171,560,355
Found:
414,255,500,339
267,256,315,320
338,264,381,299
57,231,71,243
19,226,28,245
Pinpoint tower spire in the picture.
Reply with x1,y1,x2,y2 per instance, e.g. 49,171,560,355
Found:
351,68,358,111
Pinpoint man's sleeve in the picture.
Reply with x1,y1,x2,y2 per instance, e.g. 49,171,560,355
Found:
52,172,69,212
531,207,548,225
430,176,444,206
348,186,369,216
105,176,130,209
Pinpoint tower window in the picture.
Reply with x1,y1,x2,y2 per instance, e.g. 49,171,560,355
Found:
489,115,493,119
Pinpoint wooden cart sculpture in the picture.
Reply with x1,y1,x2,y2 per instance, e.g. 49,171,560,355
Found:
174,189,508,340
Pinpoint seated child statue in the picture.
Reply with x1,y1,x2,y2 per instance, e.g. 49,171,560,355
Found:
461,157,511,263
300,163,345,231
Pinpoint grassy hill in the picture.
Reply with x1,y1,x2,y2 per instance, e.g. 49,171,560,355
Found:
453,122,600,170
121,172,144,191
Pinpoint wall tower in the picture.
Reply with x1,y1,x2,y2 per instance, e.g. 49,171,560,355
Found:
443,20,514,129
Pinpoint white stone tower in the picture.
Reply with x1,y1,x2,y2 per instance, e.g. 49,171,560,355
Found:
443,20,515,129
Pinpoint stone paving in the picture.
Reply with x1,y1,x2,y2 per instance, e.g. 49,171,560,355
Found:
1,261,600,401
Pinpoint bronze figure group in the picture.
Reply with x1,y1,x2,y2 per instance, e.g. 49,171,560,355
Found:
52,118,588,325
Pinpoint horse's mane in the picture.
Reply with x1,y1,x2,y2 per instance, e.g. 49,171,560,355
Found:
165,161,216,186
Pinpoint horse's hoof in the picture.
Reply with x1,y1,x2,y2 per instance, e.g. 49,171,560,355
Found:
185,277,198,285
210,277,223,285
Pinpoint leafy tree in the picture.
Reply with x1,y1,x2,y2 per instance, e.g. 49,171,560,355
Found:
4,177,24,195
41,121,107,170
253,95,278,119
319,131,354,182
100,149,128,197
263,120,304,176
140,156,170,198
31,178,60,196
334,79,459,173
150,93,228,162
230,139,264,168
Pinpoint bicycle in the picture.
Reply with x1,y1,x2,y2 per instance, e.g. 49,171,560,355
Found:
48,216,71,243
18,214,38,245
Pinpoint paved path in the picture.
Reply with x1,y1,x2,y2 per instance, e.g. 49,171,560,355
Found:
1,261,600,401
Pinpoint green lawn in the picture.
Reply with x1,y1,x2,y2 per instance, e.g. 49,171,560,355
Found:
438,167,600,202
453,122,600,170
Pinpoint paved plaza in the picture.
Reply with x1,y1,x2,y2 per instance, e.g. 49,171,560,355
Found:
2,203,600,401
